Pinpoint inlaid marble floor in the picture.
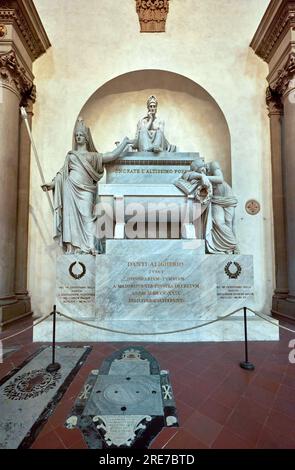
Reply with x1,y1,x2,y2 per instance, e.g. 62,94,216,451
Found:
66,346,178,448
0,316,295,449
0,345,90,448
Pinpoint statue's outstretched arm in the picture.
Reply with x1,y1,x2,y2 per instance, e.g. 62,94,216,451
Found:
102,137,132,163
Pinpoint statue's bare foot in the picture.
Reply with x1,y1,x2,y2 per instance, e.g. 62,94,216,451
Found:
65,243,73,254
153,146,163,153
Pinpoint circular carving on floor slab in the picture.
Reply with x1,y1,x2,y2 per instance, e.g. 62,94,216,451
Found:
245,199,261,215
4,369,61,400
104,382,147,405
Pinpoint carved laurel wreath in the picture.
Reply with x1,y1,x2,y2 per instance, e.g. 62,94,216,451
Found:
194,182,213,205
69,262,86,280
224,261,242,279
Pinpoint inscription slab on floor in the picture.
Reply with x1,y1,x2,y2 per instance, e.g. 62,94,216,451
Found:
0,346,91,449
66,346,178,448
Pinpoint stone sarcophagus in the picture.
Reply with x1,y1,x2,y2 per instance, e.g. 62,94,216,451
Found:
97,152,203,239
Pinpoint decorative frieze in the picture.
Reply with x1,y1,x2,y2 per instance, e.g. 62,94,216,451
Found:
0,24,7,37
0,0,50,60
251,1,295,63
135,0,170,33
0,49,33,97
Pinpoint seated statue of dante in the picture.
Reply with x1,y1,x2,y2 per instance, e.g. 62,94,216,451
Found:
180,159,238,254
132,95,176,153
42,118,131,254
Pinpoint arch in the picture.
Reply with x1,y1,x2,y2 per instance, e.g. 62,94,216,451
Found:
76,70,232,182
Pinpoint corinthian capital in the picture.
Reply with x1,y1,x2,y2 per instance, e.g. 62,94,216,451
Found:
266,86,283,115
135,0,170,33
273,52,295,97
0,49,33,98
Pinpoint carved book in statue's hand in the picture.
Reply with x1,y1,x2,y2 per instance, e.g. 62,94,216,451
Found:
174,178,198,195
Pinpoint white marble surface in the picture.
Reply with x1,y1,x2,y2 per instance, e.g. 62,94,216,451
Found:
33,316,279,342
106,152,201,185
98,183,184,197
56,255,96,319
95,240,254,322
33,241,278,343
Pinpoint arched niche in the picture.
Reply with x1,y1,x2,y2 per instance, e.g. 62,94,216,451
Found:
77,70,232,182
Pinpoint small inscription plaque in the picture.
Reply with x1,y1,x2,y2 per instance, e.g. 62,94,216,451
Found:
56,255,96,319
57,285,94,304
217,285,254,300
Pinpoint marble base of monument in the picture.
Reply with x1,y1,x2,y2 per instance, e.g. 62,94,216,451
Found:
0,297,32,329
34,240,279,342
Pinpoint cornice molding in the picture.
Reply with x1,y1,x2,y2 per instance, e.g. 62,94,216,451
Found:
0,0,51,61
135,0,169,33
0,49,34,98
250,0,295,64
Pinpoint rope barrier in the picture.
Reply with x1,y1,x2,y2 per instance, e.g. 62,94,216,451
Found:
0,313,51,342
57,307,295,336
57,308,244,336
1,306,294,342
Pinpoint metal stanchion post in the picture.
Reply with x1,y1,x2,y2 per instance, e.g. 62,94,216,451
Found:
46,305,61,373
240,307,255,371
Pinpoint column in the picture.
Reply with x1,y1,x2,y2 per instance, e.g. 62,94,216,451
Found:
266,89,288,306
15,93,35,304
250,0,295,322
282,80,295,302
271,52,295,319
0,1,50,327
0,51,34,325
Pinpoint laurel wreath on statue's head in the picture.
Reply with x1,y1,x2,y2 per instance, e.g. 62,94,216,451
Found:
224,261,242,279
69,262,86,280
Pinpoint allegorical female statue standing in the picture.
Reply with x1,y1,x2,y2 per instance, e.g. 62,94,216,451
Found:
42,118,132,254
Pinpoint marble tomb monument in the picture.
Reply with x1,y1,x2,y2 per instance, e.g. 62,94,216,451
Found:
34,97,278,342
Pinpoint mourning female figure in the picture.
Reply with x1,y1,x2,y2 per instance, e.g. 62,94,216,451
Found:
184,159,238,254
42,118,131,254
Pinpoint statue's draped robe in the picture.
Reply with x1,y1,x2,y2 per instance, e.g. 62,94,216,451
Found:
134,117,176,152
52,151,104,253
204,181,238,253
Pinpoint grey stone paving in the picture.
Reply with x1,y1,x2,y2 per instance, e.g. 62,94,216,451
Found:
0,346,89,449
